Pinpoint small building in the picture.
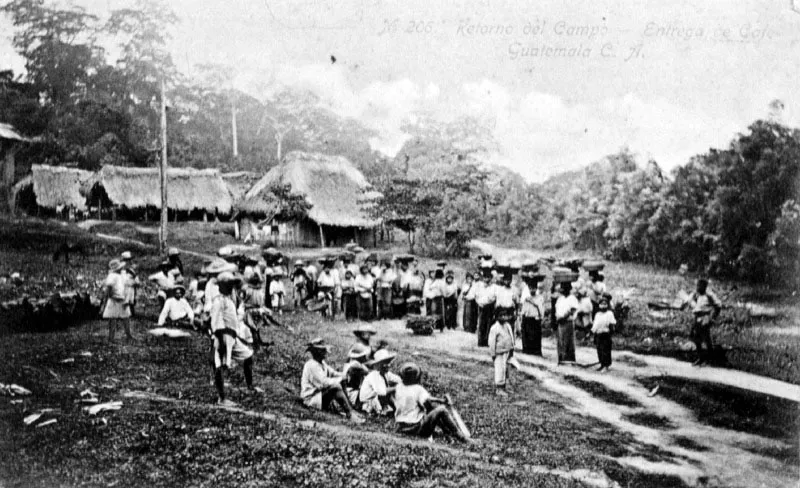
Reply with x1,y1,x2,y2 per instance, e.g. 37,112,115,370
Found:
236,151,380,247
83,165,233,221
12,164,94,218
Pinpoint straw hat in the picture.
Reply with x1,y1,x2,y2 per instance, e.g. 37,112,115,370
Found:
348,344,371,360
353,324,377,337
120,251,133,261
168,247,180,257
216,271,242,284
108,259,125,272
204,259,237,275
172,284,186,294
366,349,396,367
294,259,304,266
306,337,331,352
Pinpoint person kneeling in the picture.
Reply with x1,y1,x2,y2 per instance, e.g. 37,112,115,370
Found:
210,272,262,407
359,349,400,416
301,338,365,424
394,362,472,443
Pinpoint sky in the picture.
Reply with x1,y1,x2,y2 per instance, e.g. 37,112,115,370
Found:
2,0,799,182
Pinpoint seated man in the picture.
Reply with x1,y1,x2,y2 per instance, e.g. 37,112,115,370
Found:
359,349,400,416
342,344,371,408
301,338,365,424
157,284,194,327
394,362,473,443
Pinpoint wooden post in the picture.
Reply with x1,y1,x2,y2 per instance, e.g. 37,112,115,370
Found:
319,224,325,247
112,207,117,222
231,94,238,158
97,198,102,220
203,211,208,223
159,78,169,253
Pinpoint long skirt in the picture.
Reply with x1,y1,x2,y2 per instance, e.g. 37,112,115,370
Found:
520,316,542,356
406,298,422,315
342,292,357,320
443,296,458,329
595,332,612,367
425,298,433,316
430,297,445,331
463,299,478,332
556,319,576,363
392,299,406,319
477,304,494,347
377,287,393,319
357,295,373,322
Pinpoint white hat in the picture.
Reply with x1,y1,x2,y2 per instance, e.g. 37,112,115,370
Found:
120,251,133,260
366,349,397,367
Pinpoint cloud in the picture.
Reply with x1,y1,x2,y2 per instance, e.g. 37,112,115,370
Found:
241,64,756,182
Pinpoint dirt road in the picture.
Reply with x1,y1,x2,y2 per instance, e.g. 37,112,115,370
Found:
379,319,798,488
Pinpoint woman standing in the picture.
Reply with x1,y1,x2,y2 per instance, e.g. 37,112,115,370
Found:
355,265,375,321
554,282,579,364
442,271,459,330
460,273,478,333
429,269,445,331
102,259,134,341
519,276,546,355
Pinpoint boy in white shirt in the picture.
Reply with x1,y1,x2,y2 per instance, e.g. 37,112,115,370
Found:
269,272,286,314
300,338,364,424
591,298,616,372
394,362,472,443
488,310,515,397
359,349,401,416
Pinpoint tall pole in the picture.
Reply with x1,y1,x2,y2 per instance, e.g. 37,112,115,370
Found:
159,78,168,253
231,93,239,158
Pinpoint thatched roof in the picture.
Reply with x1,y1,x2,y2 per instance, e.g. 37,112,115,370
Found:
222,171,260,203
86,165,233,214
239,151,379,227
31,165,93,210
0,123,27,141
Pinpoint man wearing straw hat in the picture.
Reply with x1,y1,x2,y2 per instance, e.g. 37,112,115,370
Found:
210,271,261,406
119,251,140,317
359,349,400,416
202,259,238,313
102,259,134,341
301,338,365,424
342,344,371,408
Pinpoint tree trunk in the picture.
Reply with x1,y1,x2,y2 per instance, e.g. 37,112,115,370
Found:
159,78,169,253
276,135,283,162
318,224,325,247
408,230,416,254
231,96,238,159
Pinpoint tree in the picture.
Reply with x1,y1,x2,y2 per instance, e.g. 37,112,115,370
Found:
256,89,319,162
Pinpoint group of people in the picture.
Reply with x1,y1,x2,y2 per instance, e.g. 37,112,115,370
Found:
300,328,473,443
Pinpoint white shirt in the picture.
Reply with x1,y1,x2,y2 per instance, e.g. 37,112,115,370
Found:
378,269,397,288
555,294,580,320
269,280,286,296
476,283,497,307
354,274,375,298
394,383,431,424
495,286,516,308
210,294,240,334
520,284,545,319
157,297,194,325
204,279,220,313
592,310,617,334
359,370,401,403
300,359,342,401
148,271,175,290
103,272,127,301
317,271,336,288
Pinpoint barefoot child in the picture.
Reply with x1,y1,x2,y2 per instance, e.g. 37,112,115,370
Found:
591,298,616,372
488,310,515,397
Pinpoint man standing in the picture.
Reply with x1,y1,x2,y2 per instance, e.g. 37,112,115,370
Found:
684,278,722,366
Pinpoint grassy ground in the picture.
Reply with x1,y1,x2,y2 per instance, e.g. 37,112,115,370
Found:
1,218,798,486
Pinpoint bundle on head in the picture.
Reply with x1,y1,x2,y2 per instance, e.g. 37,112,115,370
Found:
406,314,436,336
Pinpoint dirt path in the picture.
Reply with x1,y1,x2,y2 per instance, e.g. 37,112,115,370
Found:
383,321,798,488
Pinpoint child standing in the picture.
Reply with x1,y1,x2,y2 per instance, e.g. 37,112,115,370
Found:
591,298,616,372
269,271,286,315
488,310,515,396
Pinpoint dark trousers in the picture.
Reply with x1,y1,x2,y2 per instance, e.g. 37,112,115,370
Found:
463,299,477,332
595,332,612,367
477,304,494,347
342,293,357,320
357,295,373,321
692,314,714,362
520,316,542,355
443,296,458,329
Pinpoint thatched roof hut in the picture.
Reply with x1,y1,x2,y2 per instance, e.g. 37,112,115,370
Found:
30,164,93,210
85,165,233,214
222,171,260,203
239,151,379,227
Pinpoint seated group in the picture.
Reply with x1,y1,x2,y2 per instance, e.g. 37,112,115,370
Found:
300,325,472,443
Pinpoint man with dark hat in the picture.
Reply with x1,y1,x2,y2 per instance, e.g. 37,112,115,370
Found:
394,362,473,443
683,278,722,366
300,338,365,424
